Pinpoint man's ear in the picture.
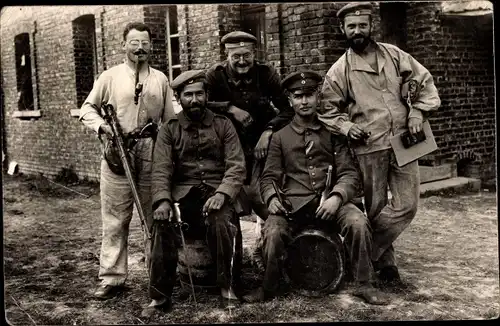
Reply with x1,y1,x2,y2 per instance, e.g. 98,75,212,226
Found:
339,22,345,35
121,40,127,51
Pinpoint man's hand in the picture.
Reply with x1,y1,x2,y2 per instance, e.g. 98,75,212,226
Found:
228,105,253,128
347,124,365,140
268,197,289,215
254,130,273,160
154,201,173,221
99,123,114,137
203,192,226,215
408,117,423,135
315,195,342,220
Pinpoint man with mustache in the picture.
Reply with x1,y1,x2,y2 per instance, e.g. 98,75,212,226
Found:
319,2,441,288
142,70,246,316
79,22,175,300
205,31,295,259
243,71,389,305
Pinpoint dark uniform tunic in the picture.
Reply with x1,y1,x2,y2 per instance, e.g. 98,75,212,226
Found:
206,60,294,183
149,109,247,299
259,116,375,293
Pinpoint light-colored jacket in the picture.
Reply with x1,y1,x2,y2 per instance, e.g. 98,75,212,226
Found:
79,63,175,134
319,42,441,155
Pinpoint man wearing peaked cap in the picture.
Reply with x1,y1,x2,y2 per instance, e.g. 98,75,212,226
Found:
143,69,247,316
243,70,390,305
206,31,295,270
281,70,323,92
221,31,258,48
336,2,374,20
170,69,206,92
319,1,441,290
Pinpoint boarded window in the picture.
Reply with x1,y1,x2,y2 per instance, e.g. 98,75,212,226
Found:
73,14,97,108
241,5,267,62
15,33,34,111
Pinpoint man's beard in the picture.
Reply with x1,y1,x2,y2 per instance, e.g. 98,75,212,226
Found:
347,35,372,52
231,62,253,76
184,104,206,121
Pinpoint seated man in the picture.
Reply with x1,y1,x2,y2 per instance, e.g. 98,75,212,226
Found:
243,71,390,305
143,70,247,317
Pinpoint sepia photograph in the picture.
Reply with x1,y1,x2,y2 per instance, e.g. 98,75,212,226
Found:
1,1,498,324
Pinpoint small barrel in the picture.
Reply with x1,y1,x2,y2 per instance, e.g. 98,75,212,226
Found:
284,227,345,297
177,238,216,290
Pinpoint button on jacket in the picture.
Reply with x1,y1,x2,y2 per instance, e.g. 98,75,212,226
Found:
151,109,246,208
260,116,361,214
319,42,440,155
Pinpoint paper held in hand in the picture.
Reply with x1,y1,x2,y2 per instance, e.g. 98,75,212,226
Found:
390,120,438,167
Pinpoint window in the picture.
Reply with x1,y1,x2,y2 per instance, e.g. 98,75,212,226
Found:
14,33,34,111
72,15,98,108
241,5,267,61
166,6,181,82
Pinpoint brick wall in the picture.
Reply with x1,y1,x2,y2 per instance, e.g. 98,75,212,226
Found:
179,4,221,70
144,5,168,73
406,2,495,175
1,6,148,181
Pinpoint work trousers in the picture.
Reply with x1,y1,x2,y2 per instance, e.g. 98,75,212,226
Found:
98,138,154,286
356,149,420,269
261,199,374,294
148,185,243,301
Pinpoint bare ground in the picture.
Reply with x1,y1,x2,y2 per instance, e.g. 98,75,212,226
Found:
3,173,499,324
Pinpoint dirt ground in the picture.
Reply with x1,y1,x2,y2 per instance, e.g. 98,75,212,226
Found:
3,173,499,324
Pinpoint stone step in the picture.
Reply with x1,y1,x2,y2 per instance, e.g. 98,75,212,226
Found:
419,177,481,197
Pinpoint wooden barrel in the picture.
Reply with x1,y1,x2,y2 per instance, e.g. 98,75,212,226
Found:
177,238,216,289
284,227,345,297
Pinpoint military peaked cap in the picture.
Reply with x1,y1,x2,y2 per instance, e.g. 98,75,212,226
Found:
337,2,373,19
221,31,258,49
281,70,323,92
170,70,206,92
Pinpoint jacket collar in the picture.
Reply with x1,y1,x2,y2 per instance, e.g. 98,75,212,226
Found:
178,108,214,129
347,41,386,74
290,115,322,135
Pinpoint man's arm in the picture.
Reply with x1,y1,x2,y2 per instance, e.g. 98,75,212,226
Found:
328,135,361,204
265,68,295,131
205,66,231,114
397,49,441,120
151,122,175,210
260,133,284,206
215,118,247,201
79,73,110,133
317,57,354,136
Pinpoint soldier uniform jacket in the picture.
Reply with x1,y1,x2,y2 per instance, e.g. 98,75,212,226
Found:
151,109,246,209
205,61,294,160
260,116,361,214
319,42,441,155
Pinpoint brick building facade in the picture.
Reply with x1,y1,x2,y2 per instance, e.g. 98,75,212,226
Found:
0,3,495,182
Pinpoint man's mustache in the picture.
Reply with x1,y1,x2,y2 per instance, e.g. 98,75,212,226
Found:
133,49,148,55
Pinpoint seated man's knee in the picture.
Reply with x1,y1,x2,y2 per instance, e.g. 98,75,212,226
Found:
263,214,288,243
342,204,371,234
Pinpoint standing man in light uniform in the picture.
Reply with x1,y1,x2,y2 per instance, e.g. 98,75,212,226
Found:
319,2,440,287
79,22,175,300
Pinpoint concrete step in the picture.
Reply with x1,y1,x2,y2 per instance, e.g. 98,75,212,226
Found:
419,177,481,197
